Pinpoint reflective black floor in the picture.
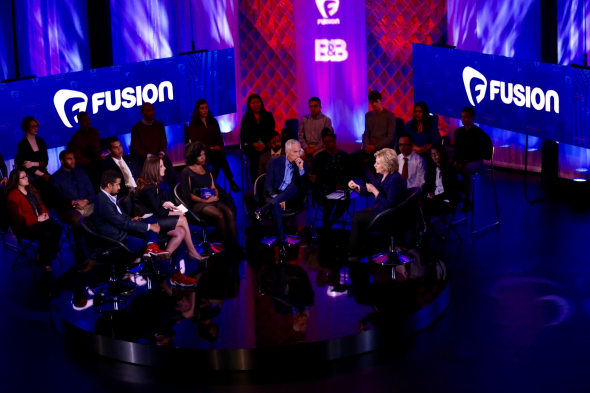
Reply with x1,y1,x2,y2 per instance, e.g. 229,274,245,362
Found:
3,153,590,391
51,226,447,362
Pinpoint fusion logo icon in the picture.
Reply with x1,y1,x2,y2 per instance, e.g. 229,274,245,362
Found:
462,66,560,113
54,81,174,128
316,0,340,25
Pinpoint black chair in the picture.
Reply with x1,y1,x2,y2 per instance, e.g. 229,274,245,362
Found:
366,187,422,266
173,183,223,256
78,215,138,312
253,173,307,245
117,195,134,217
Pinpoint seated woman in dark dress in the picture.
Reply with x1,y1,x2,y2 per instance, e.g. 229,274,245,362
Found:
135,157,206,261
5,169,62,271
418,145,461,244
240,94,276,184
187,99,240,192
347,149,407,261
15,117,51,198
403,102,442,158
181,142,238,248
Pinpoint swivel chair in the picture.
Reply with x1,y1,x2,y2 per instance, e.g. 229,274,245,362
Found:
173,183,223,256
367,187,421,266
253,173,308,246
78,216,138,313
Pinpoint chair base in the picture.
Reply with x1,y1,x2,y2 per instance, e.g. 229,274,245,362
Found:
371,251,415,266
92,279,137,297
93,299,130,313
197,242,224,256
260,234,301,246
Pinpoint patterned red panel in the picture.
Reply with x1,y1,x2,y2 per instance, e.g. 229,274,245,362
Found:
239,0,298,131
366,0,448,135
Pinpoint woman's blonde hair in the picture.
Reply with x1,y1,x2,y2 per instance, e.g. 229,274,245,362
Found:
374,148,399,173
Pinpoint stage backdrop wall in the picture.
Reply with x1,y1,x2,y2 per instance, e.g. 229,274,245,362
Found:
557,0,590,180
108,0,240,164
448,0,543,172
366,0,447,129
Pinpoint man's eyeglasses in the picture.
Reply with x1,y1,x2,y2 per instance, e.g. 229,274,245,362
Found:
398,143,412,147
309,104,320,108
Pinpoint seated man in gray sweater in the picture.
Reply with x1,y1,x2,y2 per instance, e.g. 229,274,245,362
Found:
351,90,396,183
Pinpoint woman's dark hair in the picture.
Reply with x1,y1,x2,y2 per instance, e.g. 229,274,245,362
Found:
411,101,432,133
244,94,267,118
6,169,42,201
192,99,214,120
21,116,39,132
137,156,161,191
184,141,208,166
430,145,451,183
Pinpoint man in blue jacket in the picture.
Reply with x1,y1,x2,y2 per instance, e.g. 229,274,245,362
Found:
50,150,96,258
255,139,308,253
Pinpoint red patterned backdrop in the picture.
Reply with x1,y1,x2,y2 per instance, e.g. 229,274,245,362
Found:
366,0,448,133
238,0,298,132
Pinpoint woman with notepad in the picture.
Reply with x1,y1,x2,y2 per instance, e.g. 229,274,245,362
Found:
135,157,206,261
181,142,238,248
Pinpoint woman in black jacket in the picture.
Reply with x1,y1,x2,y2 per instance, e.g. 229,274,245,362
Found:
419,145,460,241
135,157,206,261
15,116,51,198
240,94,276,184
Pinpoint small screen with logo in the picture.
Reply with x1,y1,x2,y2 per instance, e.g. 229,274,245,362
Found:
0,48,237,158
413,44,590,149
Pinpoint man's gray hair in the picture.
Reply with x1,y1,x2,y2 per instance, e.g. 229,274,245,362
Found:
285,139,301,150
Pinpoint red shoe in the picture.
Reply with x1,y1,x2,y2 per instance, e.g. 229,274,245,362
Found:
170,271,198,287
143,243,171,260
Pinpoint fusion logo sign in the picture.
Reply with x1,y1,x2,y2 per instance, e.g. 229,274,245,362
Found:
54,81,174,128
462,66,560,113
316,0,339,25
315,39,348,62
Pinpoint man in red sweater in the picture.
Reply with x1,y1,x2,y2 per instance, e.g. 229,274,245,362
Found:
130,103,176,192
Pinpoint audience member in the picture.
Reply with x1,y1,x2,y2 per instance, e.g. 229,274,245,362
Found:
15,116,51,199
240,94,276,184
181,142,237,248
348,149,406,261
403,101,442,157
419,145,460,244
135,157,206,261
313,128,351,228
298,97,333,159
130,103,176,192
67,112,104,184
93,171,197,286
0,151,8,186
258,131,284,177
50,150,95,256
351,90,396,183
397,134,426,189
187,99,240,192
100,137,142,197
453,106,493,212
5,169,62,272
254,139,308,254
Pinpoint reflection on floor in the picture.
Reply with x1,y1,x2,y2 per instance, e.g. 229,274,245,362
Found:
52,227,447,363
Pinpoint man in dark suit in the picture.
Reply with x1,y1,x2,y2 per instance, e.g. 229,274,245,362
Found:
100,137,142,197
255,139,308,253
258,131,284,177
93,170,169,260
50,150,95,257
